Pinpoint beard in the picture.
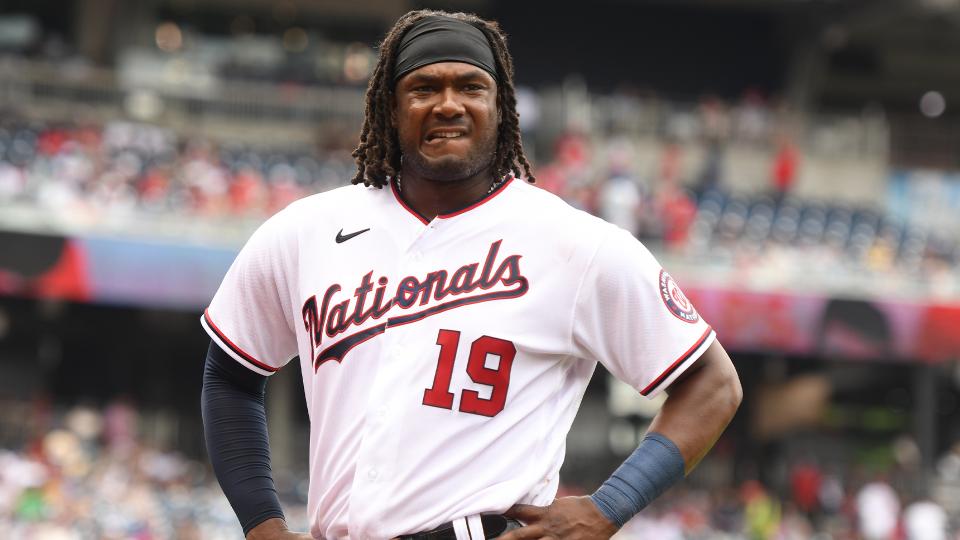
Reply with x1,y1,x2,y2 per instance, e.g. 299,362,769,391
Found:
399,127,498,184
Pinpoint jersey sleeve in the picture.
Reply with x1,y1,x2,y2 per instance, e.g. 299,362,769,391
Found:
201,211,299,376
572,227,715,398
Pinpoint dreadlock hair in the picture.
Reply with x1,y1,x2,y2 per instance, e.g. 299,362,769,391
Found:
351,9,535,188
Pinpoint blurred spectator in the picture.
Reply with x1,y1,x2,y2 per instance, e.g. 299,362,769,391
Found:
657,188,697,249
599,174,641,234
938,441,960,481
777,507,814,540
598,142,642,235
699,95,732,142
657,136,682,192
770,136,799,200
228,167,266,215
734,89,771,144
554,131,590,171
696,138,725,194
856,477,901,540
817,470,845,517
0,159,24,201
788,458,822,517
903,497,947,540
103,398,137,456
741,480,780,540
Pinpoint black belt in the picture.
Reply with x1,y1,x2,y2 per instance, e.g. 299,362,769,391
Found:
399,514,521,540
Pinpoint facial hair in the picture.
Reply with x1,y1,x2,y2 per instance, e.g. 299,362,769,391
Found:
399,123,498,184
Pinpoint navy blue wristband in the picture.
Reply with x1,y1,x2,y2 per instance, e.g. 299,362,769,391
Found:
589,432,685,527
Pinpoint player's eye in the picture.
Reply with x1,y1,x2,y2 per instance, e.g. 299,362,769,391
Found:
463,83,485,92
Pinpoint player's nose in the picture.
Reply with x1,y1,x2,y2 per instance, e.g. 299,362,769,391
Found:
432,87,465,118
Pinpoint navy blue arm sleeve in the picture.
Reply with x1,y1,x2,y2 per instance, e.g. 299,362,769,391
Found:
201,340,285,536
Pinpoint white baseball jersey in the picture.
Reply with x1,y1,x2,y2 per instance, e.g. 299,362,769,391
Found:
201,176,715,540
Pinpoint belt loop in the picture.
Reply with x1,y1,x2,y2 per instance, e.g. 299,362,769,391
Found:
452,516,471,540
466,515,485,539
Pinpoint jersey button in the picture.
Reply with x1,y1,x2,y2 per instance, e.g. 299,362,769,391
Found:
367,468,378,480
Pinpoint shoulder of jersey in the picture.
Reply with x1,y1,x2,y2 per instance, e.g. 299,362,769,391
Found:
287,183,380,211
274,183,385,223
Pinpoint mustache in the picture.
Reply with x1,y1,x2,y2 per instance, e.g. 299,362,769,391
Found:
424,121,470,131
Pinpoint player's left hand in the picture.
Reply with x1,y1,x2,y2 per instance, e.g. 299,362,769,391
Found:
499,496,619,539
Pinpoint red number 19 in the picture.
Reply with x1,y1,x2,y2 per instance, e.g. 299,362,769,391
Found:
422,329,516,417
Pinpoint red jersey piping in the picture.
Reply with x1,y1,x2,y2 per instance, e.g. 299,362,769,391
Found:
640,326,714,396
390,178,430,225
204,309,279,373
390,175,515,225
437,175,514,219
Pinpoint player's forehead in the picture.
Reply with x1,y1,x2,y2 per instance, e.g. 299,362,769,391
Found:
395,61,497,88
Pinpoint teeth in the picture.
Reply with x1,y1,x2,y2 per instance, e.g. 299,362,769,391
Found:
431,132,462,139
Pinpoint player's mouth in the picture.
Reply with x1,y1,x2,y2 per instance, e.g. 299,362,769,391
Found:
423,127,469,146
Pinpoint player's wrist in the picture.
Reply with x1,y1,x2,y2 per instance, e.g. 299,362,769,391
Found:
246,517,286,539
590,432,685,527
246,517,309,540
576,495,621,534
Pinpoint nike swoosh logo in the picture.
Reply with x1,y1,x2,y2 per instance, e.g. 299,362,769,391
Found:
336,228,370,243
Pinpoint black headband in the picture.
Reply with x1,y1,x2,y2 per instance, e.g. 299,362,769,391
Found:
393,16,498,84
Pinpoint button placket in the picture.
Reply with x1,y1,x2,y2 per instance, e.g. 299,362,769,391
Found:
350,222,436,498
351,332,401,494
403,216,438,263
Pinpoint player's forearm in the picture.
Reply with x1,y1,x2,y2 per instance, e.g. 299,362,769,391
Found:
648,340,742,473
201,341,286,535
588,341,741,529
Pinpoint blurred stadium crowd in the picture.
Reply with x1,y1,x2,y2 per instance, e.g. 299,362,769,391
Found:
1,103,955,298
0,119,348,220
0,402,309,540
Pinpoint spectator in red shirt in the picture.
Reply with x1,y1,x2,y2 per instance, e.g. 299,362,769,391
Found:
659,187,697,249
772,135,799,199
229,167,266,215
790,459,823,517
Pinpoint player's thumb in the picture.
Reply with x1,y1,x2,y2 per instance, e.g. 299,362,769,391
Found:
504,503,545,522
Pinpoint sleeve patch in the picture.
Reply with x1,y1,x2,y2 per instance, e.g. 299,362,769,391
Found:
659,269,699,324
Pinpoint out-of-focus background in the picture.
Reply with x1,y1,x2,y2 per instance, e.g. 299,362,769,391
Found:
1,0,959,538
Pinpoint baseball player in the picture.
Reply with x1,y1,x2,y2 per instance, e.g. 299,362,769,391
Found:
200,9,741,540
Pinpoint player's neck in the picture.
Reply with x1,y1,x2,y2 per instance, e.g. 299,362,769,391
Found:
398,166,495,221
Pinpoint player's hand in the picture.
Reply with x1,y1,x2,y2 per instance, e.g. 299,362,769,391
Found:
246,517,313,540
500,496,619,539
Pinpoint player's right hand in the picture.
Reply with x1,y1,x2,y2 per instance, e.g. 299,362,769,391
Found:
246,517,314,540
499,497,618,539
